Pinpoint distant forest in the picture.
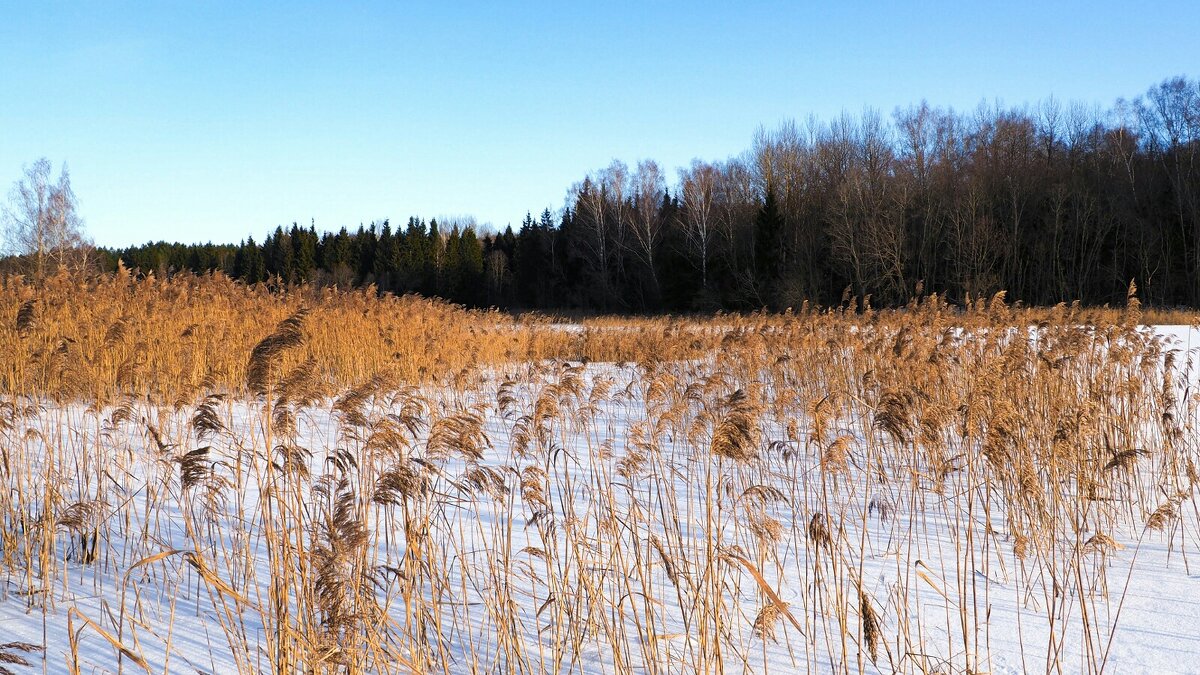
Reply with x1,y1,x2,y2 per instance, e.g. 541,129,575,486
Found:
102,75,1199,311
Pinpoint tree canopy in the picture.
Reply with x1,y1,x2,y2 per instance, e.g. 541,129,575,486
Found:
20,74,1200,311
2,158,91,282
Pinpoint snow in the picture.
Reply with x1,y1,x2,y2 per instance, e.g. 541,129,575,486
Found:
1,326,1199,673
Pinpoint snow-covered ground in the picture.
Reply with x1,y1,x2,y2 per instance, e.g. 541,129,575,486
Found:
1,325,1198,674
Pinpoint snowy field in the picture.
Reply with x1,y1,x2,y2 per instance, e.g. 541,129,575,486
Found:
1,323,1198,674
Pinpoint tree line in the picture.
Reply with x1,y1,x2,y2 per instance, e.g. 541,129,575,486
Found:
107,219,487,303
25,75,1200,311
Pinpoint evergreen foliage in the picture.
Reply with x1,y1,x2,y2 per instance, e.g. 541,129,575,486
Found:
93,76,1200,311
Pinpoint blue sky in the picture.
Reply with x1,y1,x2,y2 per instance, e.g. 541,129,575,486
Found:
1,1,1196,247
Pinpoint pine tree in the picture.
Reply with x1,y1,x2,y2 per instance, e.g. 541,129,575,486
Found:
239,236,266,284
399,217,430,293
375,220,398,291
357,224,378,286
459,226,485,305
429,219,445,295
514,213,541,307
755,188,785,306
292,223,317,282
443,225,462,299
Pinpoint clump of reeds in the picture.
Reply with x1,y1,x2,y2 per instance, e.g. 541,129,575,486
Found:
0,641,43,674
247,308,308,396
711,388,762,462
1,271,1199,674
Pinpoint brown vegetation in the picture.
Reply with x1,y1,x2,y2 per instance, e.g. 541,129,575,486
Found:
0,272,1197,673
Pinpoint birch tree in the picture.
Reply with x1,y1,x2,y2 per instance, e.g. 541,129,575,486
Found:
679,160,717,290
3,158,89,282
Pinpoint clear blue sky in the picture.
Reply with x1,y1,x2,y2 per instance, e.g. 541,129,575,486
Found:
2,1,1196,248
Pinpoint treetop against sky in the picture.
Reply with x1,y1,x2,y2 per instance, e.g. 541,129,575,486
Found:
1,1,1197,248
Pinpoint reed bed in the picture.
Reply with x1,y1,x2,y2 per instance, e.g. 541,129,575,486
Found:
0,273,1198,673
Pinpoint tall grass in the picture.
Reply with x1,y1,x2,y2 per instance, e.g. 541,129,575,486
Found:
0,272,1197,673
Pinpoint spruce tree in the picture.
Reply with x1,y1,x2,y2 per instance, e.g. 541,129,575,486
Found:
755,188,785,306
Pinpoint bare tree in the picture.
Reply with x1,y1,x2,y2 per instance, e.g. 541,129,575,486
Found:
599,160,632,287
826,110,908,301
3,158,89,282
679,160,717,291
1138,77,1200,296
570,176,613,306
894,101,947,291
713,158,757,294
484,248,509,305
629,159,665,300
